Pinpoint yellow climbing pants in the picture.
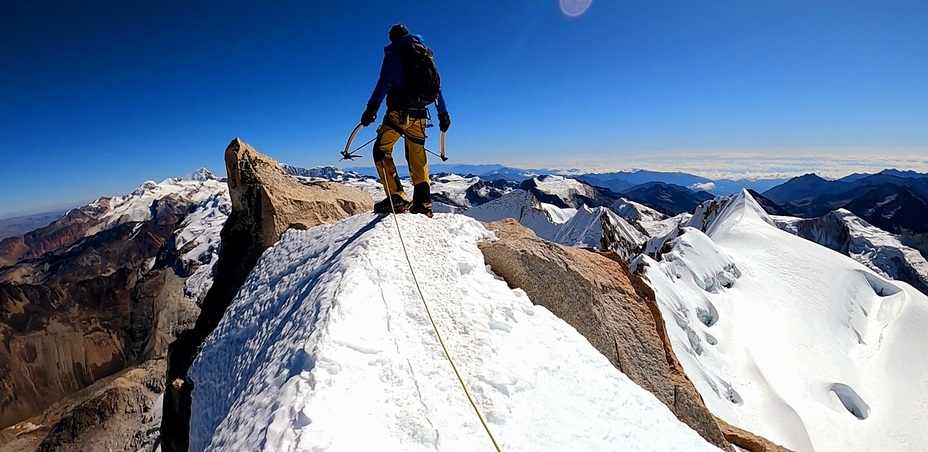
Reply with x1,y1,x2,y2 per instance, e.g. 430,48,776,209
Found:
373,110,429,202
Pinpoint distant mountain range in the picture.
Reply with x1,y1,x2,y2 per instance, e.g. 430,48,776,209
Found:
761,169,928,236
344,164,788,196
0,210,70,240
290,163,928,262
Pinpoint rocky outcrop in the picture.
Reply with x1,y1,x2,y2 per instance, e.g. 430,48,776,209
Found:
1,266,198,451
715,417,791,452
478,219,732,450
161,138,373,452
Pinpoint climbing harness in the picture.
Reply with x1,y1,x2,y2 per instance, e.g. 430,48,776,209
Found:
375,165,501,452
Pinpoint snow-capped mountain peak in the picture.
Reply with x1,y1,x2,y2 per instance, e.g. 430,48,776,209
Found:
611,197,667,223
554,206,646,260
688,189,775,237
282,163,366,182
183,167,218,182
532,174,594,202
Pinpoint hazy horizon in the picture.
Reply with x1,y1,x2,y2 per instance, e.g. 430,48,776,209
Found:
3,152,926,220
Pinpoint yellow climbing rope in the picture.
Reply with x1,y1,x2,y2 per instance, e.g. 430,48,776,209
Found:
376,166,502,451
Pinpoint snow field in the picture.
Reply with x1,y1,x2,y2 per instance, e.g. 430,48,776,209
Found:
644,191,928,451
776,209,928,290
189,213,718,451
430,174,481,207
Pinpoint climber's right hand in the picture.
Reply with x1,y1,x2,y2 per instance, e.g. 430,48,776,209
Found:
360,103,379,127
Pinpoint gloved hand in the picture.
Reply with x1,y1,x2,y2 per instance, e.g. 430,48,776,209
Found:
438,112,451,132
361,103,379,126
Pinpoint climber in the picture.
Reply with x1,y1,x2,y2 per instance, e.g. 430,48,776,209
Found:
360,23,451,218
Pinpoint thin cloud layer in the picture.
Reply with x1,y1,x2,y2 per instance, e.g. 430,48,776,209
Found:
511,151,928,180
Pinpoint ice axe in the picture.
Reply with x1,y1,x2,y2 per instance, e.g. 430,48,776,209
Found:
424,131,449,162
340,123,375,161
440,131,448,162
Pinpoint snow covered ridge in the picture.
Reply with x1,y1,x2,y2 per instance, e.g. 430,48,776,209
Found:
641,190,928,451
553,206,646,261
189,214,719,451
463,189,565,240
282,164,367,182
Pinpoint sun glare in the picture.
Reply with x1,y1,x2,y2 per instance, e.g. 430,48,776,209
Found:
559,0,593,17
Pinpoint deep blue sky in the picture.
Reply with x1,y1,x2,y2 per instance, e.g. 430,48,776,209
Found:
2,0,927,218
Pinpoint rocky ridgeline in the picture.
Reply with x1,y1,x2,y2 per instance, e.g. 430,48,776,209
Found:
161,138,372,452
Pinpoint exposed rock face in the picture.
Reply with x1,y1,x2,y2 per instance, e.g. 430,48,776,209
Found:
478,219,731,450
161,138,373,452
904,232,928,260
1,359,167,452
1,172,225,449
0,203,109,267
0,196,196,429
1,266,198,451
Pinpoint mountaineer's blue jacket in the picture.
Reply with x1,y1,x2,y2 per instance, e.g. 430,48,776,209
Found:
367,34,448,115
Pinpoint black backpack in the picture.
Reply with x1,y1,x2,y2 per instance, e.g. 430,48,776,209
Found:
397,41,441,109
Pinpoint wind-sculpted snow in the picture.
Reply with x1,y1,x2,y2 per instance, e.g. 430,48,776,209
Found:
642,190,928,451
659,228,741,293
777,209,928,296
189,213,718,451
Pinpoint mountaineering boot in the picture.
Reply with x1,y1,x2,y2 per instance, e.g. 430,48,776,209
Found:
409,203,433,218
411,181,433,217
373,194,410,214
